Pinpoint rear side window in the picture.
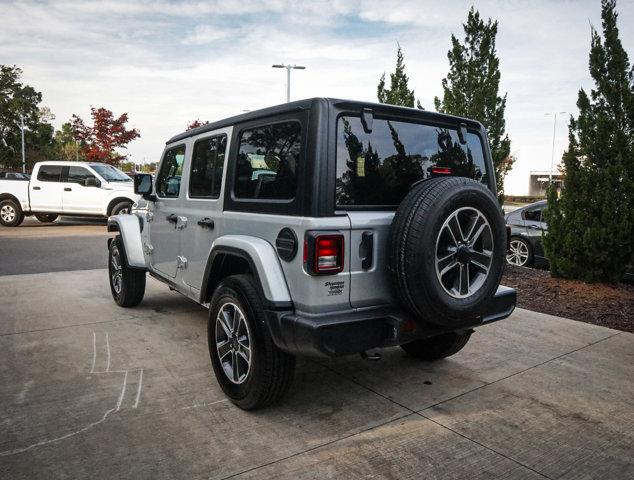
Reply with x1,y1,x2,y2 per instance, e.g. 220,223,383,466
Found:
156,145,186,198
336,116,489,206
524,208,542,222
234,121,301,200
37,165,62,182
189,135,227,199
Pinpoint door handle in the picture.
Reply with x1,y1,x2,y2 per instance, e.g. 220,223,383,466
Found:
32,186,40,190
528,224,541,230
166,214,178,223
197,217,215,229
64,187,72,191
359,231,374,270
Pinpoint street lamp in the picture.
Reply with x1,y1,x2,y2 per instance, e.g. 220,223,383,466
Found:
272,64,306,103
14,115,26,173
545,111,567,183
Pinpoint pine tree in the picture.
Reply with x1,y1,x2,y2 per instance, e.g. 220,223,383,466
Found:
434,8,513,203
377,45,420,108
544,0,633,283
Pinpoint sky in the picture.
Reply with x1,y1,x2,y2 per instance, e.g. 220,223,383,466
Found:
1,0,633,195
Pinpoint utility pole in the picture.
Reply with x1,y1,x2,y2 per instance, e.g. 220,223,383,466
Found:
545,111,567,183
19,115,26,173
272,64,306,102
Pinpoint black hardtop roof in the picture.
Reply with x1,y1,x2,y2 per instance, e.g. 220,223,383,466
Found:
166,97,484,144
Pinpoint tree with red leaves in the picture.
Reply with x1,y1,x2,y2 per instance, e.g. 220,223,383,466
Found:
71,107,140,165
186,119,210,131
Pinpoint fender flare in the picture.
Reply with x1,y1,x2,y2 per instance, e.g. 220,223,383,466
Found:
200,235,292,307
107,215,146,269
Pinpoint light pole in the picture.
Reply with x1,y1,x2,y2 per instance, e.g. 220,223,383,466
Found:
14,114,27,173
545,111,567,183
272,64,306,103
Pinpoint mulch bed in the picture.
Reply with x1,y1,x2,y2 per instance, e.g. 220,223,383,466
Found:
502,264,634,333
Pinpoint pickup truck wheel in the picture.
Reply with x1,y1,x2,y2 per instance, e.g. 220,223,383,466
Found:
400,331,472,360
108,236,146,307
208,274,296,410
35,213,58,223
389,177,506,328
0,199,24,227
111,201,133,216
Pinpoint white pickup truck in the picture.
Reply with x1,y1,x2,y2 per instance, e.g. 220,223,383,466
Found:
0,161,141,227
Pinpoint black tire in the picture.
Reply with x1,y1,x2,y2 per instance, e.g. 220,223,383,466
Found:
389,177,506,327
208,274,295,410
0,199,24,227
401,331,472,360
35,213,59,223
111,201,133,216
506,236,533,267
108,236,146,307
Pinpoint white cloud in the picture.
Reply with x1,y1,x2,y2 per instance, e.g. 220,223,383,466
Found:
1,0,632,193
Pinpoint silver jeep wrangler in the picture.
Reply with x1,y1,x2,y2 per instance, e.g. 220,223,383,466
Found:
107,98,516,410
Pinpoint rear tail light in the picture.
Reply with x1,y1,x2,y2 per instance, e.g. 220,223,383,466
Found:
304,233,344,275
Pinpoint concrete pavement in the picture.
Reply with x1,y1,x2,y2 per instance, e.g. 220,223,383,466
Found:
1,269,632,479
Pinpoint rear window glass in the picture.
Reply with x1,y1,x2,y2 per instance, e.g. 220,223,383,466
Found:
336,116,489,206
234,121,301,201
37,165,62,182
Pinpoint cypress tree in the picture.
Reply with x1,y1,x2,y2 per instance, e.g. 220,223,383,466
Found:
544,0,633,283
377,45,421,108
434,8,513,203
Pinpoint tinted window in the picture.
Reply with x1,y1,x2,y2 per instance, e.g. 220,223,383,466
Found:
189,135,227,198
156,145,186,198
37,165,63,182
234,122,301,200
336,116,488,206
524,208,542,222
67,166,96,185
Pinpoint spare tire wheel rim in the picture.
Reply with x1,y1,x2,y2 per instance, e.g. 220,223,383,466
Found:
215,302,252,385
1,205,16,223
435,206,494,299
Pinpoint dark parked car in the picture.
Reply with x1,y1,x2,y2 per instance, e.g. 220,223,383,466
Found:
505,200,548,267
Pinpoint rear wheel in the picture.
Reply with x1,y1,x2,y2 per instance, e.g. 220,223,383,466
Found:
0,199,24,227
35,213,58,223
506,237,533,267
208,274,295,410
111,201,133,216
108,236,146,307
401,331,472,360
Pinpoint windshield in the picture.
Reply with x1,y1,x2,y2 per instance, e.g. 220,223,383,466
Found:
336,116,489,206
91,164,132,182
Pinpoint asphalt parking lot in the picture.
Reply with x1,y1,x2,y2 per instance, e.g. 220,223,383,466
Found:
1,222,633,479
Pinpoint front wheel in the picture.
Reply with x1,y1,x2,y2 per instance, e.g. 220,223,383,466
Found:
0,199,24,227
400,331,472,360
35,213,58,223
208,274,295,410
108,236,146,307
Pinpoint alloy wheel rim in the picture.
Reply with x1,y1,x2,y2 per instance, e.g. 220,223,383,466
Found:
215,302,252,385
435,207,494,299
110,248,123,294
506,239,529,266
1,205,16,223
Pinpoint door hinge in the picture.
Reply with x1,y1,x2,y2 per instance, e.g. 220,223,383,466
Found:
177,256,188,269
145,211,154,222
143,243,154,255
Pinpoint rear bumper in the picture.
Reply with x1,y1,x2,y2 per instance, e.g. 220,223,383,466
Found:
267,285,516,357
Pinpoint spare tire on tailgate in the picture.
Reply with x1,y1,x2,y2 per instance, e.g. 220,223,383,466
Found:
389,177,506,328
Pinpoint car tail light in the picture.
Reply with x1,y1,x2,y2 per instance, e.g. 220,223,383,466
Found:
431,166,452,175
304,233,344,275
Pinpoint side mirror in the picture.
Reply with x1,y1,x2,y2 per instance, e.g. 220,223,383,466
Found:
85,177,101,187
134,173,155,200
